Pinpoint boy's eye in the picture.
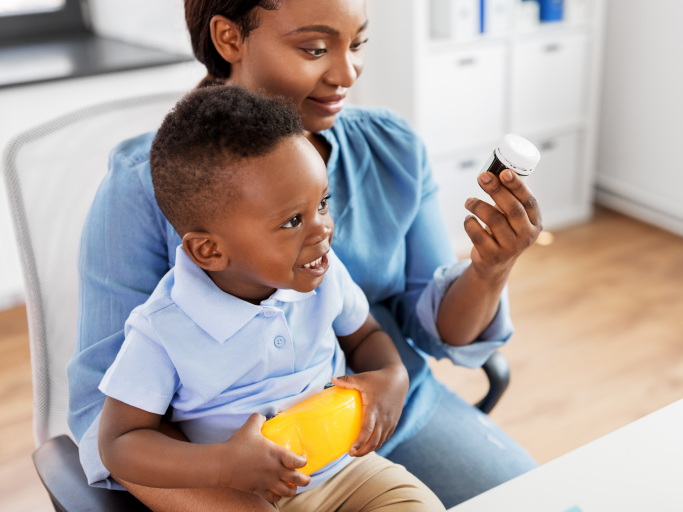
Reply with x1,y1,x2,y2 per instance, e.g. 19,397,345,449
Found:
283,215,302,229
351,38,369,51
318,194,331,211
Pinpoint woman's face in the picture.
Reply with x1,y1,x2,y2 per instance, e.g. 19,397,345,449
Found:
224,0,367,133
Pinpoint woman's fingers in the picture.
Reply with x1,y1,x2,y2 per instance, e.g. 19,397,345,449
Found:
478,171,542,233
464,215,499,258
464,198,515,247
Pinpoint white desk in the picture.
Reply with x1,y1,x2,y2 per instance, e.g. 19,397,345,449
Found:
449,399,683,512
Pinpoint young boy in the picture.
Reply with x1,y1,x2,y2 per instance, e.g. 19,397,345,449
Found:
97,86,446,511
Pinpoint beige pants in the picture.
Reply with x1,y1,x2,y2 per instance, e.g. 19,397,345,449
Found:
275,453,445,512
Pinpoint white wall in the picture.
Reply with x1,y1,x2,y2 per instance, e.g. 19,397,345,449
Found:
0,62,206,309
0,0,202,310
596,0,683,235
88,0,192,55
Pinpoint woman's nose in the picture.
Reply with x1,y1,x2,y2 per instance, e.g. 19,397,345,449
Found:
324,50,361,89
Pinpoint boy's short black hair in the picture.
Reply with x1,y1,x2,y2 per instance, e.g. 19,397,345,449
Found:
150,85,303,233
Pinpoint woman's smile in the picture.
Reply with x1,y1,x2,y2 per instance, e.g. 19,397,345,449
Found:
306,93,347,116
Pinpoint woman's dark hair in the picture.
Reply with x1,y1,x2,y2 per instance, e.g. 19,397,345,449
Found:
185,0,281,82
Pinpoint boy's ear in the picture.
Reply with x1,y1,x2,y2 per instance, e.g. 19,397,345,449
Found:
182,231,229,272
210,15,244,66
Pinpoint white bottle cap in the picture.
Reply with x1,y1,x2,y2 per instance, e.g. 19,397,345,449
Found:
497,134,541,175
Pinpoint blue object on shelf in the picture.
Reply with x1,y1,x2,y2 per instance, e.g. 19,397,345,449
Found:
539,0,564,22
480,0,485,33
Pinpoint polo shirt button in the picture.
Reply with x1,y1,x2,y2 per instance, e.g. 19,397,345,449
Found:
274,336,285,348
263,310,275,318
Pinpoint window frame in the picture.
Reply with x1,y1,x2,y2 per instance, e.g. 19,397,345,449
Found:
0,0,87,42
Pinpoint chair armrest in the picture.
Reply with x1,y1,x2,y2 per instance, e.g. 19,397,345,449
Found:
476,351,510,414
32,435,151,512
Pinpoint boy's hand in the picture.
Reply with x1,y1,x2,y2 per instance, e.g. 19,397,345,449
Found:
220,413,311,503
332,363,409,457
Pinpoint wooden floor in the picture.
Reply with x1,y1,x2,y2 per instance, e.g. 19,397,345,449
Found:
2,207,683,511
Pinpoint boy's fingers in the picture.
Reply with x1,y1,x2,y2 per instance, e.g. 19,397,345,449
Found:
282,469,311,488
256,490,281,503
271,481,297,499
244,412,266,430
351,414,376,454
354,425,383,456
279,447,308,469
331,375,359,390
383,426,396,445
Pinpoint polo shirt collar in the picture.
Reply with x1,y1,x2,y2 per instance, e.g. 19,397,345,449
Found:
171,246,315,343
263,288,316,304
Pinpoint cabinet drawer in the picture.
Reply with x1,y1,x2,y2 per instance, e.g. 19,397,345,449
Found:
526,132,582,216
432,149,493,246
510,31,589,133
420,44,507,155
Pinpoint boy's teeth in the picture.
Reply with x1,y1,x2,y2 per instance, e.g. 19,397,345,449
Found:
304,256,323,269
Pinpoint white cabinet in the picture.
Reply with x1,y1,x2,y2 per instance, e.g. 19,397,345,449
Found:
432,149,492,250
510,30,589,133
419,43,507,155
355,0,605,247
526,132,582,221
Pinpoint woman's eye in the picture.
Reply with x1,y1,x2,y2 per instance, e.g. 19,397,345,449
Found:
283,215,302,229
304,47,327,57
351,38,369,51
318,194,331,211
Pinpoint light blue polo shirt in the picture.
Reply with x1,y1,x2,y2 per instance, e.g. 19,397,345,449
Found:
97,246,369,492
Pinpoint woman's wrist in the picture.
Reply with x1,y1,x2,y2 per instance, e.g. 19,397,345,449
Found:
436,264,511,346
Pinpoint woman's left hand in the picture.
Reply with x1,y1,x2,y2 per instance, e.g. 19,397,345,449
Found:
464,169,543,278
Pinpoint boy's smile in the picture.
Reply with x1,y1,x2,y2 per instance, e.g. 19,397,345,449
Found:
182,135,334,305
298,252,330,277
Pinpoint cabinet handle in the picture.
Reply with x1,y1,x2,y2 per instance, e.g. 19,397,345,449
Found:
544,43,561,53
540,140,556,151
459,160,476,170
457,57,477,67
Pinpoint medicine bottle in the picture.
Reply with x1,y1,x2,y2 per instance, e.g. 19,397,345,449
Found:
479,134,541,182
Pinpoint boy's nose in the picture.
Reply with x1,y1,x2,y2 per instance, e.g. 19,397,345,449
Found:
307,218,334,246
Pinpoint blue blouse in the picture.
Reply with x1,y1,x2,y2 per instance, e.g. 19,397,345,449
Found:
68,105,513,467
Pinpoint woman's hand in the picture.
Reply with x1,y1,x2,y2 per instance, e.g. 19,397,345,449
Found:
465,169,543,278
220,413,311,503
332,363,409,457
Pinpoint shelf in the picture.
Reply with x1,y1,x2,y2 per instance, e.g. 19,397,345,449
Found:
424,20,592,53
0,32,193,90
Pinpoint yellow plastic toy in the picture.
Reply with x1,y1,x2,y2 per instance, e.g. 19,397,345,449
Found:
261,386,362,475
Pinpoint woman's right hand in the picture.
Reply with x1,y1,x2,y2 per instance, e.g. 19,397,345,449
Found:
220,413,311,502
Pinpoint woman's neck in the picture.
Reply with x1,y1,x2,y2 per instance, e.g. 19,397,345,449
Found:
305,130,332,164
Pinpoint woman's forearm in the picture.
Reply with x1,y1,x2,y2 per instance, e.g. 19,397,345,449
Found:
436,264,511,346
101,428,224,489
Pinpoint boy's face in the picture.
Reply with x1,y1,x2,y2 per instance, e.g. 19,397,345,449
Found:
184,136,334,303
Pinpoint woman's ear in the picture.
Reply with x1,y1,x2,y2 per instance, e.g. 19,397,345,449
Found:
182,232,229,272
210,15,244,66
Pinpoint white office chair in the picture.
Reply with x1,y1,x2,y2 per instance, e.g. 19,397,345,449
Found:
3,92,185,511
3,91,510,512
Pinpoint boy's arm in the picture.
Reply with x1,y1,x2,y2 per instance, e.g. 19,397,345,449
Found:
98,397,310,501
334,314,409,457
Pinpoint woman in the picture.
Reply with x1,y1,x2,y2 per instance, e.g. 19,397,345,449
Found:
68,0,541,510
